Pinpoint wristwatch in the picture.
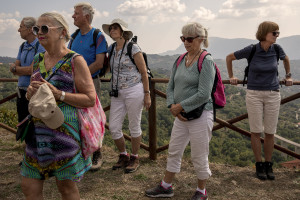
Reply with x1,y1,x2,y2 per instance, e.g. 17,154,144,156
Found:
144,90,150,94
59,91,66,101
285,72,292,78
12,66,16,73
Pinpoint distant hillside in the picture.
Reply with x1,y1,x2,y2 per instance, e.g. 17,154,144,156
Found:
0,56,16,64
160,35,300,60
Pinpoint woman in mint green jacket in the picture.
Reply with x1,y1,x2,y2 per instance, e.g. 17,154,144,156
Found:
146,22,215,200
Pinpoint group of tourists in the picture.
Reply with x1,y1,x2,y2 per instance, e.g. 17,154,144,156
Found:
10,2,293,200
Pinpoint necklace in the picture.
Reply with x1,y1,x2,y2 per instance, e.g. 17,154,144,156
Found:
186,50,201,66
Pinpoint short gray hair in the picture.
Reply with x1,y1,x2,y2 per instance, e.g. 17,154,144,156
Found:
182,22,209,48
39,12,70,42
74,2,94,24
22,17,36,28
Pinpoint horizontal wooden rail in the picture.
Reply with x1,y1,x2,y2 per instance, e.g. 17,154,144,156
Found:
0,122,17,134
215,118,300,159
0,93,17,105
1,77,300,160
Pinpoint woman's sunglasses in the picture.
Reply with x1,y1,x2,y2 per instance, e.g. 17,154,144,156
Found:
272,31,280,37
32,25,62,35
180,36,200,43
109,24,120,32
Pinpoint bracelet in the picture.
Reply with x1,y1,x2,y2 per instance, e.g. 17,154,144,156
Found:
59,91,65,101
144,90,150,94
285,72,292,78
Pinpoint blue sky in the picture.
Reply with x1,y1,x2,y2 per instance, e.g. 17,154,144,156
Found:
1,0,300,57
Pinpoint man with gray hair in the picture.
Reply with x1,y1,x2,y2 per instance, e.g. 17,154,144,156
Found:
10,17,45,123
69,2,108,171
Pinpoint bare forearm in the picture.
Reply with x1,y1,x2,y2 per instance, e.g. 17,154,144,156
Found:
15,65,32,76
141,73,150,92
88,61,103,75
57,92,95,108
283,56,291,74
226,56,234,78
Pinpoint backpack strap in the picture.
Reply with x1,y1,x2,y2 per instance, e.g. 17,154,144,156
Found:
247,44,256,64
109,42,116,62
69,29,80,49
197,50,209,72
127,41,136,65
273,43,280,62
176,52,188,68
20,42,25,53
91,28,100,47
33,41,40,55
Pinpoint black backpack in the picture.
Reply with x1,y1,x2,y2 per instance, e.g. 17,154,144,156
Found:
108,36,153,82
69,28,109,77
243,43,280,86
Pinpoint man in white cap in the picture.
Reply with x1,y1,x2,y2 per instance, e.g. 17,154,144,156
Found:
68,2,108,171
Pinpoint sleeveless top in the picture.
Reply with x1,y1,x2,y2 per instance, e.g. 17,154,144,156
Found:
21,51,91,182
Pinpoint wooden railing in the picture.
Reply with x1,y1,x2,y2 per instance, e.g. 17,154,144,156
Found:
1,78,300,160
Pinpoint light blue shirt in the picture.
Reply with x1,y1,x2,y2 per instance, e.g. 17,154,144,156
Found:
16,38,45,87
68,28,108,77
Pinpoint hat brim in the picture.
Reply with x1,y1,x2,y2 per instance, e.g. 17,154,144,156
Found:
42,106,64,129
102,23,133,39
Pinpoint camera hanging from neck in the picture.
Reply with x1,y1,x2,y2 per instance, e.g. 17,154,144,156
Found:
110,40,127,96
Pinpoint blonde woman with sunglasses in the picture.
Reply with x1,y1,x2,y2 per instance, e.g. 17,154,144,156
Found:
146,22,214,200
226,21,293,181
22,12,96,200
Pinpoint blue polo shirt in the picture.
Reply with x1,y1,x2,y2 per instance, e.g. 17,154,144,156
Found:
68,27,107,77
234,43,286,90
16,38,45,87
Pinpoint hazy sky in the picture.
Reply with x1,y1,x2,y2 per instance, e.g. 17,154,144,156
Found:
1,0,299,57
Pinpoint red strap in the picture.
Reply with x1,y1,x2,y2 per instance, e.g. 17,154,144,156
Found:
176,52,188,67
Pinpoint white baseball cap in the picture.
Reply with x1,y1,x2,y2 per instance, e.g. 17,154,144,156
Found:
28,83,64,129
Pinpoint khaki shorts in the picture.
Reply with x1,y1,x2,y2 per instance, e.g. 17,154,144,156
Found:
246,89,281,134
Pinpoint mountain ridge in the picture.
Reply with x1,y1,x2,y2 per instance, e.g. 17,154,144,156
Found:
160,35,300,60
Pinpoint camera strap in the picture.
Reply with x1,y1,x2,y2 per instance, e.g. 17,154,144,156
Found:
111,41,127,91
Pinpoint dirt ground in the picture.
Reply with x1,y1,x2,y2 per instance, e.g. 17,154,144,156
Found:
0,128,299,200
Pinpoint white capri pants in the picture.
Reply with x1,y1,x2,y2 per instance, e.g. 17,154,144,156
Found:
109,83,144,140
166,110,214,180
246,89,281,134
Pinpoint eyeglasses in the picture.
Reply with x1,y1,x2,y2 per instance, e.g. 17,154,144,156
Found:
272,31,280,37
109,24,120,32
180,36,200,43
32,25,62,35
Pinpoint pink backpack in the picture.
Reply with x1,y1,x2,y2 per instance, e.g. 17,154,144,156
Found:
176,50,226,119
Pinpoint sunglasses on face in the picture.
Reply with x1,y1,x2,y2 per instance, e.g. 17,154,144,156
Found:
109,24,120,32
272,31,280,37
180,36,200,43
32,25,62,36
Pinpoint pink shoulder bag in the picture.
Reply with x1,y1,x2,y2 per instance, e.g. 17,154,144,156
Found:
72,54,106,160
